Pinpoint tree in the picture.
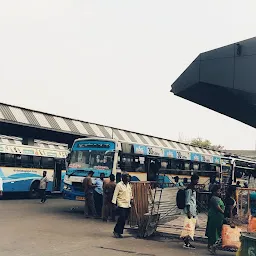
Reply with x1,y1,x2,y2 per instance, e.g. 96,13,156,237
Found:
190,137,224,151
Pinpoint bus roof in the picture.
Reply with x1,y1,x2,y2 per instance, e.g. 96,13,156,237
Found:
0,135,68,158
73,137,223,164
223,155,256,164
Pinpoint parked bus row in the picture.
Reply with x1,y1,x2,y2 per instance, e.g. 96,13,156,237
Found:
1,135,255,200
63,137,256,202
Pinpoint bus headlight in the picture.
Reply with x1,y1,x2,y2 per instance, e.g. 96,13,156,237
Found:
64,184,72,191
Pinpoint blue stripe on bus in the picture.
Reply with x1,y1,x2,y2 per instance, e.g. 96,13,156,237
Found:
130,176,140,181
2,179,54,192
0,168,57,192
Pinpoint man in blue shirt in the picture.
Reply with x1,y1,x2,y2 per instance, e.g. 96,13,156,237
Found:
182,174,199,250
94,173,105,217
174,176,184,187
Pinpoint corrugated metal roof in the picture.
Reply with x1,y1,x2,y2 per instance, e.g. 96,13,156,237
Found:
45,115,61,130
160,139,168,148
1,104,16,121
0,102,222,157
125,131,137,143
23,109,41,126
97,125,112,139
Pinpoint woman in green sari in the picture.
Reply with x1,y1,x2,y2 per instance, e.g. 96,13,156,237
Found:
206,185,225,254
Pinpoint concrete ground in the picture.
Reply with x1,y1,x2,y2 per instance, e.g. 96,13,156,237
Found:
0,198,234,256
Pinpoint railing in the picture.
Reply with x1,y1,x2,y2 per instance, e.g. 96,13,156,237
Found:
130,181,208,227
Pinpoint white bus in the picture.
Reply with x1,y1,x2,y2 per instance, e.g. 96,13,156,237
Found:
0,136,69,198
221,155,256,187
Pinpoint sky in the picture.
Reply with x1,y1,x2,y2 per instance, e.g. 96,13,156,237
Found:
0,0,256,150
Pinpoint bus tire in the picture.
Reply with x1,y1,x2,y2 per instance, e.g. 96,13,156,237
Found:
29,181,40,199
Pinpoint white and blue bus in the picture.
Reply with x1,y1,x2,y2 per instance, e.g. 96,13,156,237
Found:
221,155,256,187
63,137,226,201
0,137,69,198
63,138,119,201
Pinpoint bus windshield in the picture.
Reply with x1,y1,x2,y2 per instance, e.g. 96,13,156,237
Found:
222,165,231,173
67,150,114,175
69,150,114,169
221,164,232,184
67,140,116,177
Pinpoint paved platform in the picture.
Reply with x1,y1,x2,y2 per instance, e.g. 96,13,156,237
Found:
0,198,234,256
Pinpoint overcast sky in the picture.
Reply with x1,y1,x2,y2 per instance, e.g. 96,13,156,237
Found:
0,0,256,150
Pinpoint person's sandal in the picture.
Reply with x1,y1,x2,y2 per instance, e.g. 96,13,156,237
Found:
209,245,216,255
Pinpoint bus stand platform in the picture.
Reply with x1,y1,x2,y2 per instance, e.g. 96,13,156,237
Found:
129,182,252,253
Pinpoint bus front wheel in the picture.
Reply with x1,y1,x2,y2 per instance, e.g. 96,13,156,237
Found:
29,182,40,199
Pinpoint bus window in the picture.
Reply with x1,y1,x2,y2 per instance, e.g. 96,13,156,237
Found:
184,162,190,170
15,155,22,167
163,159,179,175
198,163,219,177
213,165,221,179
120,155,133,172
41,157,55,169
120,154,145,172
200,162,210,171
179,161,190,176
116,155,121,170
20,155,31,168
119,155,127,171
193,163,199,170
161,160,168,169
171,159,182,170
235,167,244,179
121,156,132,172
174,161,187,176
132,156,145,172
4,154,15,167
0,153,4,165
161,159,180,175
159,159,169,174
70,151,78,164
60,159,66,170
33,156,41,168
199,163,211,176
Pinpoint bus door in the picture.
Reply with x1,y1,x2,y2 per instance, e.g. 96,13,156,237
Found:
146,157,159,182
53,159,63,191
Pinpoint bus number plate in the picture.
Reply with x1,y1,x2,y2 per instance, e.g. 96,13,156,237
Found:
76,196,85,201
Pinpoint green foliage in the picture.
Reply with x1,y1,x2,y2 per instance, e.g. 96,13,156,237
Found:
190,137,224,150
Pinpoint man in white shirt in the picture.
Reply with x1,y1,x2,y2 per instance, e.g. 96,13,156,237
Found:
0,177,3,197
112,173,133,238
39,171,48,203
